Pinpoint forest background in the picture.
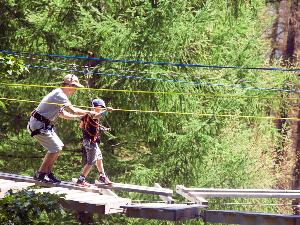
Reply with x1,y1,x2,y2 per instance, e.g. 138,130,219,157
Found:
0,0,297,224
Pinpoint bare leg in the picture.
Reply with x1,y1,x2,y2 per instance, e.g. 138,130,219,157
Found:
81,164,93,177
38,152,59,173
48,152,60,172
95,160,104,174
95,159,112,184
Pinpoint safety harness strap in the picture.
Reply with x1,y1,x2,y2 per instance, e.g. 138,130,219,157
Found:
30,110,53,137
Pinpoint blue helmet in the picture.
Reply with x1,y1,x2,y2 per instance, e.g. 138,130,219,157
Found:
91,98,106,108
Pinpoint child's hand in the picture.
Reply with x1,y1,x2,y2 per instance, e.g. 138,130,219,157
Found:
106,107,113,112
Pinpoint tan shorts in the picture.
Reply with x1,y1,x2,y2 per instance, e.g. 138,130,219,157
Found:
27,124,64,153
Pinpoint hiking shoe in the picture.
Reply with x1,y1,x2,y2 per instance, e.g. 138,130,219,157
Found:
47,172,61,183
76,179,91,187
33,171,47,181
33,171,59,183
98,174,113,185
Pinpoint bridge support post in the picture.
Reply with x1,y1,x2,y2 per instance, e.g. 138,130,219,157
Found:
77,211,93,225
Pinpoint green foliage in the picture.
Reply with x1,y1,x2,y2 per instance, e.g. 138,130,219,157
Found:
0,53,28,80
0,189,77,225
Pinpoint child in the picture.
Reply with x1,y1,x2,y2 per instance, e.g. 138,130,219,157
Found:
76,98,113,186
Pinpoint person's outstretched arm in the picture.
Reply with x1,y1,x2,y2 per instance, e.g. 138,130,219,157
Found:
59,110,83,120
65,105,92,116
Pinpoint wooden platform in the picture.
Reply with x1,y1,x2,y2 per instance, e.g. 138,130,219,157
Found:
35,186,130,214
122,203,205,221
0,172,131,215
0,178,35,198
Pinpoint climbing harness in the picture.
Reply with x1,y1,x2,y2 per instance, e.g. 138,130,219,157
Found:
29,110,54,137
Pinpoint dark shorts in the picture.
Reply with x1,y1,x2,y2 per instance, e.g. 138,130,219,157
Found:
82,139,103,165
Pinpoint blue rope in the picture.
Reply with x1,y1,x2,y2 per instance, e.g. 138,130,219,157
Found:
2,49,300,72
25,64,300,94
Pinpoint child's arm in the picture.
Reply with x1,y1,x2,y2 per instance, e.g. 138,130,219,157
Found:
94,107,114,119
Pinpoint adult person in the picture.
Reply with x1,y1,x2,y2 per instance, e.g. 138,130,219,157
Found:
27,74,98,183
76,98,113,186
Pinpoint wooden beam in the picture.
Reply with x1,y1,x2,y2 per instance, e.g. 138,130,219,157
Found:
0,179,14,184
98,187,119,197
59,199,105,214
95,181,173,196
154,183,174,203
0,181,35,192
184,188,300,193
37,188,131,215
35,186,119,201
0,172,102,194
176,185,208,205
189,192,300,198
203,210,300,225
122,203,204,221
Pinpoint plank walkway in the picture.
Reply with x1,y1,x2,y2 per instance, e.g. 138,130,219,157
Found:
0,172,203,221
3,172,300,223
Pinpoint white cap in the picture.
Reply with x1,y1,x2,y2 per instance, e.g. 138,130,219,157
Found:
63,74,84,88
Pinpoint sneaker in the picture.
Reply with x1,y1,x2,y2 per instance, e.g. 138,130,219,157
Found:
33,171,58,183
98,174,113,185
47,172,61,183
33,171,47,181
76,179,91,187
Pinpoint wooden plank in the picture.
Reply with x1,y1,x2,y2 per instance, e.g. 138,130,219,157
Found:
36,188,131,214
36,188,102,201
0,172,102,194
59,199,105,214
189,192,300,198
0,181,35,192
67,193,104,201
0,192,6,198
0,172,172,197
94,181,173,196
98,188,119,197
122,203,203,221
60,196,130,215
203,210,300,225
154,183,174,203
71,178,119,197
176,185,208,205
35,187,68,193
184,187,300,193
0,179,14,184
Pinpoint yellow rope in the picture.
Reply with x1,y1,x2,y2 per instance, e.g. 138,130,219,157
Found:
1,97,299,121
1,82,299,101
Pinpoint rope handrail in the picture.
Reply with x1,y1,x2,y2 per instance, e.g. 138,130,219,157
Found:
2,49,300,72
0,96,299,121
1,82,299,101
14,63,300,94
